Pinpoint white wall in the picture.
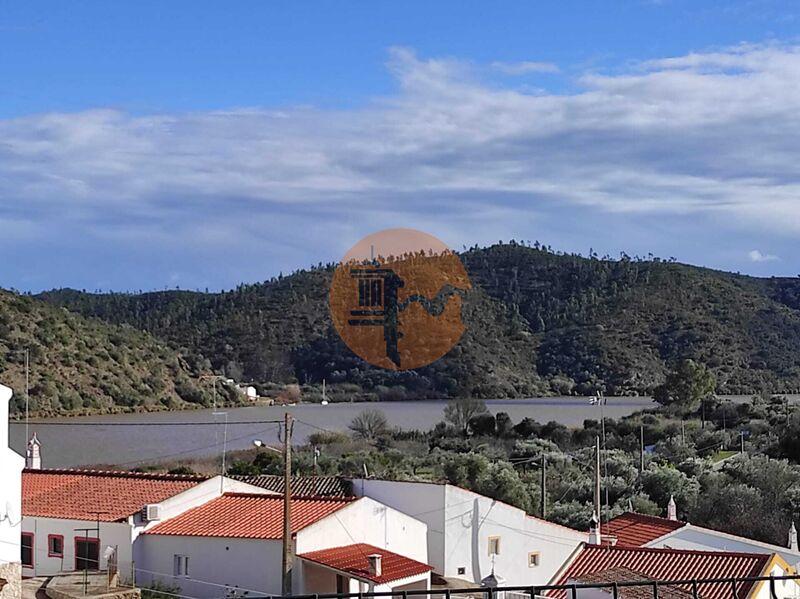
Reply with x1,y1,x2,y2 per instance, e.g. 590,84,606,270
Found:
295,497,429,563
21,517,133,578
136,534,284,599
351,480,446,570
648,527,800,569
0,385,24,599
352,480,587,587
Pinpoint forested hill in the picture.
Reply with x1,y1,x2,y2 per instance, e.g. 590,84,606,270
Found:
0,289,211,416
37,243,800,402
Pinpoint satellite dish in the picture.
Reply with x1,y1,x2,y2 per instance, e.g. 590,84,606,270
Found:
4,501,20,526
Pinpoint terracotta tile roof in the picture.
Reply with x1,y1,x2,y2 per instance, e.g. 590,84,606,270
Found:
22,468,206,522
605,512,687,547
233,475,353,498
553,545,772,599
299,544,433,584
143,493,355,539
577,568,695,599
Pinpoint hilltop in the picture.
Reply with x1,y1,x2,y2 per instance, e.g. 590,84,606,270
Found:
35,243,800,403
0,289,213,416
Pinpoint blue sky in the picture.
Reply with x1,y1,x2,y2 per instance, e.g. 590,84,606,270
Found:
2,0,800,291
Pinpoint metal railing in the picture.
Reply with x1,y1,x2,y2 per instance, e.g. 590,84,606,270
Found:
279,573,800,599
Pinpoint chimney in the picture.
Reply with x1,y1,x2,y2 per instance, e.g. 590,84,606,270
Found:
367,554,382,578
589,511,602,545
790,522,798,552
0,384,11,450
667,495,677,521
26,433,42,470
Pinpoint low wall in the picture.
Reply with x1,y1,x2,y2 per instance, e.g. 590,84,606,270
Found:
0,562,21,599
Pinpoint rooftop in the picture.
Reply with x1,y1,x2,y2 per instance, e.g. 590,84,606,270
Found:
143,493,355,539
233,475,353,498
577,568,695,599
604,512,686,547
22,468,206,522
299,543,433,584
554,544,773,599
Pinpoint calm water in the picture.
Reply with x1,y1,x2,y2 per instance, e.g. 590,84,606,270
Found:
14,393,789,468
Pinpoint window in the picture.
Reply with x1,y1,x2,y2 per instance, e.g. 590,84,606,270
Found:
528,552,540,568
488,536,501,556
173,555,190,577
75,538,100,571
48,535,64,558
457,567,466,576
21,533,34,568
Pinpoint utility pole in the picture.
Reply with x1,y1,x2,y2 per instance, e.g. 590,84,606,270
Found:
594,436,601,533
540,454,547,520
640,425,645,473
740,430,745,455
282,412,294,596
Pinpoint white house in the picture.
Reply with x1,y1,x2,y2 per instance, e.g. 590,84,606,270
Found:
135,493,432,598
21,469,272,578
0,384,24,599
350,479,588,587
605,509,800,568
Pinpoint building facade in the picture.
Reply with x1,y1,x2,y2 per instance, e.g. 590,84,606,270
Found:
351,479,588,587
0,384,24,599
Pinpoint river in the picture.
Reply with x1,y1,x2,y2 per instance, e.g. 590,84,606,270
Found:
7,395,776,469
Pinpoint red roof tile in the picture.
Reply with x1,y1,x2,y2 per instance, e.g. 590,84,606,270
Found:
143,493,355,539
299,544,433,584
22,469,206,522
605,512,686,547
554,545,772,599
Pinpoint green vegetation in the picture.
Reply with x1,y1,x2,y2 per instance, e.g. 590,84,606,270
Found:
36,242,800,402
220,395,800,547
0,289,216,416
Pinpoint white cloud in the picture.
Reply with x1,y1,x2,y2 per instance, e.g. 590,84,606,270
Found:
490,61,560,75
749,250,779,262
2,42,800,263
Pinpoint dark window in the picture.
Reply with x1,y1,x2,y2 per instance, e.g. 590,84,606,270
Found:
75,538,100,571
48,535,64,557
21,533,34,567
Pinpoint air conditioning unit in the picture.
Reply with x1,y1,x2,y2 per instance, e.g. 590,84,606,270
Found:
141,504,161,522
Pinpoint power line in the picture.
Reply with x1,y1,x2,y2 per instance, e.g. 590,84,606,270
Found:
12,419,284,427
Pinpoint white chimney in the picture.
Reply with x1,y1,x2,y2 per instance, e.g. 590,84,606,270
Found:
667,495,677,521
0,384,11,450
367,554,382,578
790,522,798,552
589,511,602,545
26,433,42,470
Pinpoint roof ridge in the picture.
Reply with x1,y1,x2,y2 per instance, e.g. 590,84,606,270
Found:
611,511,687,525
23,467,208,482
585,543,772,560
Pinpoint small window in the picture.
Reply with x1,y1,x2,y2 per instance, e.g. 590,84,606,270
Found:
457,567,466,576
48,535,64,557
488,536,501,556
528,552,540,568
173,555,190,577
21,533,34,567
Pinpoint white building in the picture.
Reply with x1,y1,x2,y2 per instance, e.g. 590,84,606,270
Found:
136,493,432,598
0,385,24,599
350,479,588,587
21,469,271,578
